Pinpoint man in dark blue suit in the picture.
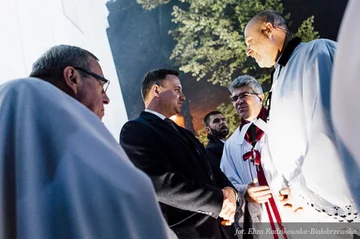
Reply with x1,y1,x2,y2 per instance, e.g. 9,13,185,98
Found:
120,69,238,239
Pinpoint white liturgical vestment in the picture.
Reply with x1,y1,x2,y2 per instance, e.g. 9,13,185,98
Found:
267,39,358,222
0,78,175,239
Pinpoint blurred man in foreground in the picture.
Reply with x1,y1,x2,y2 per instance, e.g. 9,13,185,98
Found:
0,78,173,238
332,0,360,211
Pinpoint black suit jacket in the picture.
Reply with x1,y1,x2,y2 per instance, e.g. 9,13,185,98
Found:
120,111,234,239
205,134,225,168
205,135,238,239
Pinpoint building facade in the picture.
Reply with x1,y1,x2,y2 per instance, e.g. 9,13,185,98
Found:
0,0,127,139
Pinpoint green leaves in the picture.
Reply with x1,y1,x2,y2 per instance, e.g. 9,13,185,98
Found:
295,16,320,42
170,0,274,87
137,0,319,87
137,0,320,138
136,0,171,10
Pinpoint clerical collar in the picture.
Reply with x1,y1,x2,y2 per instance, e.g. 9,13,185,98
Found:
277,37,302,67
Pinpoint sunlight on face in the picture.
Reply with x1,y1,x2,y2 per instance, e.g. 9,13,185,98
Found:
244,21,278,68
158,75,186,117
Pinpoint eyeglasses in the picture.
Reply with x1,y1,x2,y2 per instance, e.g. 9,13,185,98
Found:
73,67,110,92
230,92,259,102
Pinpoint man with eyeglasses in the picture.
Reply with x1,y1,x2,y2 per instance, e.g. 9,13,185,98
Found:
220,75,288,238
0,45,176,238
244,10,358,223
30,45,110,119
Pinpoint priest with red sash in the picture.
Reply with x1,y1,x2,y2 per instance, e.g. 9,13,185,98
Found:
221,75,289,239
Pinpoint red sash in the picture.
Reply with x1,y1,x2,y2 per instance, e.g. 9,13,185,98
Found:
242,108,288,239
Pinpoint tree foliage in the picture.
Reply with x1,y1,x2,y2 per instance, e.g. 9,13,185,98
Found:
137,0,320,143
138,0,319,86
169,0,319,87
137,0,170,10
294,16,319,42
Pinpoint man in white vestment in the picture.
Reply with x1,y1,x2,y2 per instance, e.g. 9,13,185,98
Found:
0,78,174,238
244,10,358,222
221,75,290,239
332,0,360,211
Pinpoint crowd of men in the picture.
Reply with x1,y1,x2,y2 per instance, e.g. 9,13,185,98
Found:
1,6,359,239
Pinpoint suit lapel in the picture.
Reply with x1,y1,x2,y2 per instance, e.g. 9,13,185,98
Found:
139,112,215,179
140,112,190,144
172,121,215,179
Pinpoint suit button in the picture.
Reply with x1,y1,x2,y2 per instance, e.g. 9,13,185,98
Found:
210,175,214,181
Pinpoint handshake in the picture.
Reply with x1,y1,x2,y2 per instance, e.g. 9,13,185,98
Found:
219,187,237,226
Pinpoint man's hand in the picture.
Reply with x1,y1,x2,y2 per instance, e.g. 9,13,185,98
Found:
218,187,237,225
245,178,272,203
278,187,303,213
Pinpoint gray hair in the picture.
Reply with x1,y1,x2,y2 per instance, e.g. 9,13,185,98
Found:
30,45,98,82
228,75,263,94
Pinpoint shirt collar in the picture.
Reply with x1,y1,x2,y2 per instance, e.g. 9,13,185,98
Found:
277,37,302,67
144,109,167,120
237,118,267,145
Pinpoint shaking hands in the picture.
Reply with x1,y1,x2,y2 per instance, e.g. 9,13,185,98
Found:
219,187,237,225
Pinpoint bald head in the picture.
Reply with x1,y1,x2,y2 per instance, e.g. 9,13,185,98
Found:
247,10,289,34
244,10,291,68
